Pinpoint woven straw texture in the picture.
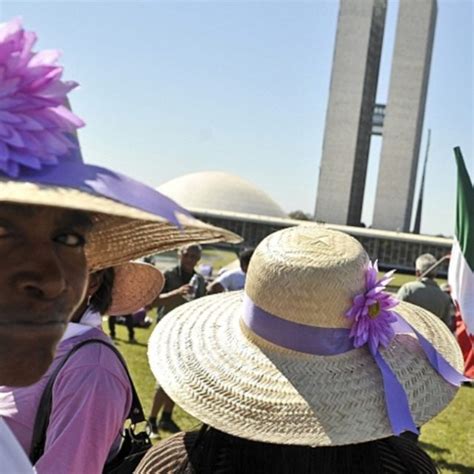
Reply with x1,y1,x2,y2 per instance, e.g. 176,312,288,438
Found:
148,226,464,446
246,225,368,328
149,293,462,446
108,262,164,316
0,182,241,270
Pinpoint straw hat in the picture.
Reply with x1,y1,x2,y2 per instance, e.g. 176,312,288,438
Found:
0,18,240,271
149,225,465,446
107,262,164,316
1,182,241,271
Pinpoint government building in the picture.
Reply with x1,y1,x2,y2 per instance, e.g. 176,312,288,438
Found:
159,171,451,275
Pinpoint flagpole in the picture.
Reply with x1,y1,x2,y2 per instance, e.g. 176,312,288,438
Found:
412,129,431,234
419,253,450,279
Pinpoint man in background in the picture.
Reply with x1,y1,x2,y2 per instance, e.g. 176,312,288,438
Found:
148,245,206,436
397,253,451,326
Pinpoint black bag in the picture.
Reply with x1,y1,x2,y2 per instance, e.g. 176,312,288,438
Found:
30,338,152,473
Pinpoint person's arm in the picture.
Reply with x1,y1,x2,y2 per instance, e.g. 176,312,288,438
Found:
396,284,410,302
207,271,233,295
147,272,190,309
146,285,191,311
34,346,131,474
207,280,225,294
157,285,191,304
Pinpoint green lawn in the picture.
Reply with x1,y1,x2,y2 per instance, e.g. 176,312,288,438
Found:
113,322,474,474
386,273,447,293
153,248,239,275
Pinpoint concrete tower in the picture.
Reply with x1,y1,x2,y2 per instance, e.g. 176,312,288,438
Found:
372,0,437,231
315,0,387,226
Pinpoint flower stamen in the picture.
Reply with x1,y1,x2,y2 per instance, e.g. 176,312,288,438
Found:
368,301,381,319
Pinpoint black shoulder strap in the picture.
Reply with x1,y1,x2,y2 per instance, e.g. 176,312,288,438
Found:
29,338,145,464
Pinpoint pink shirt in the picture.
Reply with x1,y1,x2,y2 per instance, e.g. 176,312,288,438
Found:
0,327,132,474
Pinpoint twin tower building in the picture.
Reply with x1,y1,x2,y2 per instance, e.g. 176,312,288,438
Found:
314,0,437,232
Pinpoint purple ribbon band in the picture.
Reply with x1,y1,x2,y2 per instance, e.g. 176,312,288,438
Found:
391,316,468,387
10,159,190,228
242,295,353,354
242,294,468,436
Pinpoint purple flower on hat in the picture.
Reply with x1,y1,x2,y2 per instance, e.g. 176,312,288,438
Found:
0,18,84,177
346,260,399,355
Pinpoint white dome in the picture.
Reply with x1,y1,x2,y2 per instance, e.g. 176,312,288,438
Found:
158,171,286,218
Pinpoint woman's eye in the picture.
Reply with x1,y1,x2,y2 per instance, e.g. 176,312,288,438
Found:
55,233,86,247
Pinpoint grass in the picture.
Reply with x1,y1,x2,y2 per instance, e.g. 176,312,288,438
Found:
387,273,447,293
420,388,474,473
152,248,239,275
114,322,474,474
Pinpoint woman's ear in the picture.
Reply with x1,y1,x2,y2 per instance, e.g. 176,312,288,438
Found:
88,271,104,297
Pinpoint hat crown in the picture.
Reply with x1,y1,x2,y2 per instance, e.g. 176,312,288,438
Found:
245,226,369,329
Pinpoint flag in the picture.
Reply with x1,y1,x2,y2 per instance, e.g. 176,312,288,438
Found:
448,147,474,377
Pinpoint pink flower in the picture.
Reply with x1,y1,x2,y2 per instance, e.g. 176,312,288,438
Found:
0,18,84,177
346,261,399,355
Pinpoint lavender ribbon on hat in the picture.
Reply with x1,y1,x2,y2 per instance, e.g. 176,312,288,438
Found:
242,260,469,436
17,160,191,228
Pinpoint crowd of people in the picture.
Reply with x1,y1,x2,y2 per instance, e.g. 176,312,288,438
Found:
0,16,470,474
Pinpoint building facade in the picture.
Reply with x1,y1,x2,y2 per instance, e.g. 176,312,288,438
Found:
373,0,437,231
192,208,451,276
315,0,437,232
315,0,387,226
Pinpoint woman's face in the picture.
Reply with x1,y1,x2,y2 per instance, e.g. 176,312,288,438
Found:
0,204,92,386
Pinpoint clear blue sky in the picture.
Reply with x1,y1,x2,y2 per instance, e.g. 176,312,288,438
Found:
2,0,472,236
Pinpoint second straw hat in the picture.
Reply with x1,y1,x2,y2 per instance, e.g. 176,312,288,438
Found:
108,262,164,316
149,225,465,446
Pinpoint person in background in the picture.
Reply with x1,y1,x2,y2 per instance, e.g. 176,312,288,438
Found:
147,245,206,437
0,263,163,474
137,226,466,474
397,253,451,326
108,313,136,343
197,263,213,283
207,248,254,294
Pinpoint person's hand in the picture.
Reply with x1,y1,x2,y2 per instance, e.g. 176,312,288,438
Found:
174,284,191,297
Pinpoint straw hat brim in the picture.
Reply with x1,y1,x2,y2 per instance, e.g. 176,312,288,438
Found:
149,291,464,447
0,182,241,270
108,262,164,316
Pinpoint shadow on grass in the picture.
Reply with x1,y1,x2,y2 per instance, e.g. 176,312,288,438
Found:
434,460,474,474
420,441,474,474
420,441,449,455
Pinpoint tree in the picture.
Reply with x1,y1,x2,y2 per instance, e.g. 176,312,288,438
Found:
289,210,311,221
